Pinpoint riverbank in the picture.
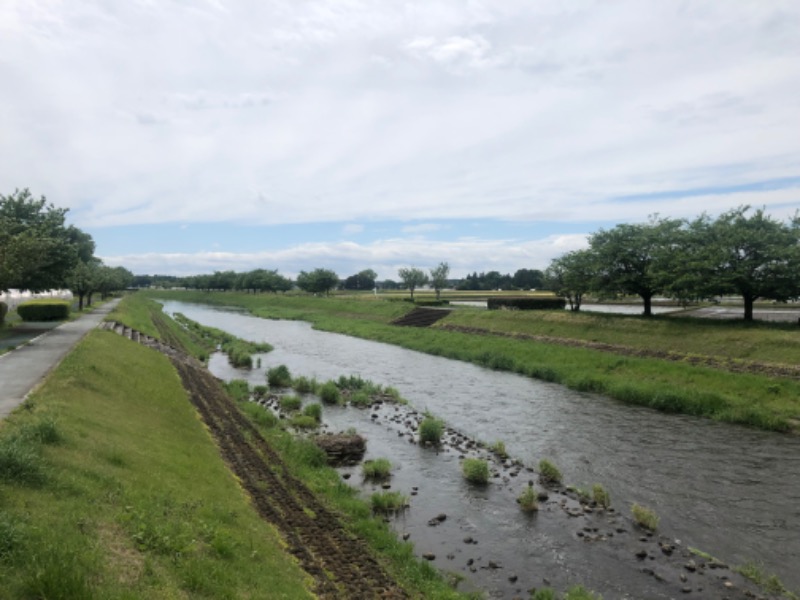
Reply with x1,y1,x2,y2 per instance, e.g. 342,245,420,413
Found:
143,290,800,432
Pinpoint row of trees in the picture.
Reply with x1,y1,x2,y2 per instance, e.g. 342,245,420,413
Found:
545,207,800,321
1,189,133,311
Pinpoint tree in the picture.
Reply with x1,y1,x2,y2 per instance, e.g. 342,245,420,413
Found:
429,262,450,300
343,269,378,291
589,216,684,316
296,268,339,296
0,189,88,292
692,207,800,321
545,250,595,311
397,267,429,301
67,259,101,311
512,268,545,290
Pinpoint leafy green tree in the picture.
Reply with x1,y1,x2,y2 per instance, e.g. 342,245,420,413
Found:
67,259,102,311
589,216,684,316
0,189,89,292
429,262,450,300
343,269,378,291
397,267,429,300
545,250,595,311
512,268,545,290
690,207,800,321
296,268,339,296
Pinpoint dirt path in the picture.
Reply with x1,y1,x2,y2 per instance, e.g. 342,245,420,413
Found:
102,322,407,599
439,324,800,380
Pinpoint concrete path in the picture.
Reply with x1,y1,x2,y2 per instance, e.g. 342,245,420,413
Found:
0,299,120,419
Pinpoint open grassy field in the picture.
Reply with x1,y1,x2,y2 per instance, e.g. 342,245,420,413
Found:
144,290,800,432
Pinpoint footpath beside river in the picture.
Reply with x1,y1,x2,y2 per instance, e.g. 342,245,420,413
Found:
0,299,119,419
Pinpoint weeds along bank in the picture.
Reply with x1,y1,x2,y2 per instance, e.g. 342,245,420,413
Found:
0,329,315,598
144,290,800,432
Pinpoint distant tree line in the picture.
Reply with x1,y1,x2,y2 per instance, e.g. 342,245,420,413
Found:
545,207,800,321
0,189,133,312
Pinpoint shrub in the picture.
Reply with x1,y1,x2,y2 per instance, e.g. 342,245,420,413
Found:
631,503,659,531
538,459,562,485
518,483,538,512
16,300,70,321
319,381,341,405
292,376,318,394
487,297,566,311
362,458,392,481
592,484,611,508
267,365,292,388
0,302,7,326
370,491,408,514
279,395,302,412
462,458,489,485
303,403,322,422
418,416,444,445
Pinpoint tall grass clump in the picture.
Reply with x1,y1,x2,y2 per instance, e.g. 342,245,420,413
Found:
0,511,23,561
224,379,250,402
240,402,278,429
370,491,408,515
538,459,562,485
279,395,302,413
517,483,538,513
592,484,611,508
631,503,659,531
290,415,319,430
303,403,322,422
319,381,341,405
736,561,794,597
362,458,392,481
292,376,318,394
489,440,507,458
267,365,292,388
418,415,444,446
349,390,372,408
462,458,489,485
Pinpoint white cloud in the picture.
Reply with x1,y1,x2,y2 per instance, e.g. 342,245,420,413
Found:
342,223,364,234
0,1,798,242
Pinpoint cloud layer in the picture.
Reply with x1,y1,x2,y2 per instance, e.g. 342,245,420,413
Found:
1,1,799,276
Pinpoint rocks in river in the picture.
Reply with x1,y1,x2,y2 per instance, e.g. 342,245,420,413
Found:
428,513,447,526
313,433,366,466
422,552,436,561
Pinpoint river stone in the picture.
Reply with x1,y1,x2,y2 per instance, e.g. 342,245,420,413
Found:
422,553,435,561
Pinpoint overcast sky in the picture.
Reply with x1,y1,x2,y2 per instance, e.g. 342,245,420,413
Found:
2,1,799,279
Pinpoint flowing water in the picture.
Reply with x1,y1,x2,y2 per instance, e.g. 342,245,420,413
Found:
161,301,800,596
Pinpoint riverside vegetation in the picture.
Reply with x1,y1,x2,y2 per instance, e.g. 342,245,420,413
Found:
0,294,473,599
145,290,800,432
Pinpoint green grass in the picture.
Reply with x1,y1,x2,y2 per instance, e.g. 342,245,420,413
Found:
0,330,314,599
370,491,409,514
631,503,659,531
302,402,322,422
173,311,272,367
318,381,341,405
362,458,392,481
267,364,293,388
289,414,320,430
736,561,799,599
517,483,539,513
592,484,611,508
279,395,303,412
538,459,563,485
462,458,489,485
142,291,800,432
292,375,318,394
419,415,444,445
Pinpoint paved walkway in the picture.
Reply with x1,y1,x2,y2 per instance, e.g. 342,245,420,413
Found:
0,299,120,419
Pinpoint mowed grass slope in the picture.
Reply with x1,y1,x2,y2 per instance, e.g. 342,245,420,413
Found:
0,330,313,599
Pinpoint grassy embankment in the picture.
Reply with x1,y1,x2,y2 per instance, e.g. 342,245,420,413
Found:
0,320,314,597
0,294,470,599
146,290,800,432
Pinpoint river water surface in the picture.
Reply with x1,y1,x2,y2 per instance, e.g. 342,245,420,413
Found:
161,301,800,595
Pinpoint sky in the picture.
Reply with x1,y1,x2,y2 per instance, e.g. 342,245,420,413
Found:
1,1,799,280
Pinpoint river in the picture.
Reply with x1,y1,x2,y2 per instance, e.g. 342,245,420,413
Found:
160,300,800,595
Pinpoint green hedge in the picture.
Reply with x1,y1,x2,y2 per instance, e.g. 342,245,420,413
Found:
487,297,566,311
17,300,71,322
0,302,7,326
